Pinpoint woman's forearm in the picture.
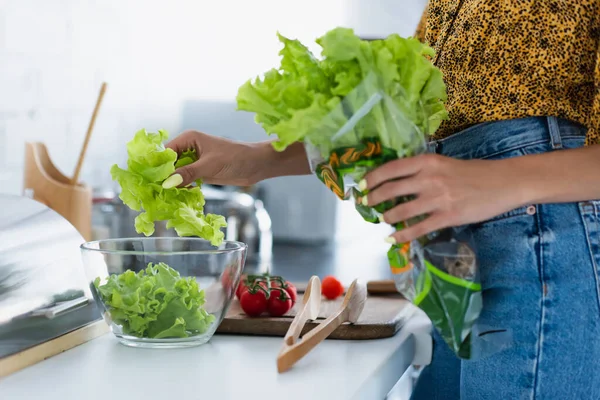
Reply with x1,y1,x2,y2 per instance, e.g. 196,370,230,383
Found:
251,135,600,207
252,141,311,181
507,145,600,205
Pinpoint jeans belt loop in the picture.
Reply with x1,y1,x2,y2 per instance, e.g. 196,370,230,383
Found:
547,116,563,149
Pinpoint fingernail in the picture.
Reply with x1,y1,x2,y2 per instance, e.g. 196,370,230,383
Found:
384,236,397,245
358,179,367,191
378,214,386,223
162,173,183,189
361,195,369,206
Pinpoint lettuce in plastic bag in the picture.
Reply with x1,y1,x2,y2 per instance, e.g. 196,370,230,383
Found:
235,28,511,361
93,262,215,339
110,129,227,246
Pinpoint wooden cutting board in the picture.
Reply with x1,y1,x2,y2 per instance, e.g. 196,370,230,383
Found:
215,282,415,340
0,320,109,378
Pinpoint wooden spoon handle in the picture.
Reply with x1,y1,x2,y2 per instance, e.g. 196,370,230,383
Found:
277,308,347,373
284,306,309,346
71,82,107,184
366,280,398,294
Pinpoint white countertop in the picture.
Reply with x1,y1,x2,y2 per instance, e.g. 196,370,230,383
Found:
0,309,432,400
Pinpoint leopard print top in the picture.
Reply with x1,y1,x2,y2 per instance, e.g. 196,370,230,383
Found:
414,0,600,145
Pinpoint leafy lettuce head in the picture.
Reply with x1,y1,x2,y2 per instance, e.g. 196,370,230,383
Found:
94,262,216,339
111,128,226,246
236,27,448,158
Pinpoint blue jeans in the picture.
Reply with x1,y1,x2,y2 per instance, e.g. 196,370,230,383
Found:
411,117,600,400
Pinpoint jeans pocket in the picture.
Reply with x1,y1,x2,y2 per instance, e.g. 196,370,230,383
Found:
469,205,532,228
579,200,600,310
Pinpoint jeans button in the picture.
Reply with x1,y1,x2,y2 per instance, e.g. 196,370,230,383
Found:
526,205,536,215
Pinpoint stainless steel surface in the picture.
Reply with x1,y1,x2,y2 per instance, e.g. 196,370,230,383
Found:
0,194,101,359
92,185,272,273
29,297,90,319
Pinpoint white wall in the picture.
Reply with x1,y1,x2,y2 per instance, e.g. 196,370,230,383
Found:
344,0,428,38
0,0,346,194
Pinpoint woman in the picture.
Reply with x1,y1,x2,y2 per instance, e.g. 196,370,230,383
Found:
167,1,600,399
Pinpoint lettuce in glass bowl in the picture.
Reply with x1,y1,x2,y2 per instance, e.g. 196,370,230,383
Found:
80,237,246,348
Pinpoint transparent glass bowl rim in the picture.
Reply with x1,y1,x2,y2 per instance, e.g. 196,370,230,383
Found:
80,237,248,256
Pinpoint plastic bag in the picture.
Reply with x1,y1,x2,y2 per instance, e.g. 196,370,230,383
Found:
303,73,510,360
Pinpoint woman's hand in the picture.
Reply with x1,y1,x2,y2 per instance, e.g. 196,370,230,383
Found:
360,154,525,244
166,130,311,186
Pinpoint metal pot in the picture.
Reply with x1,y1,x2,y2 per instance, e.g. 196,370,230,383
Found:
91,186,272,273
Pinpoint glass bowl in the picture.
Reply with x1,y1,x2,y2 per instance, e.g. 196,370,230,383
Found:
80,237,247,348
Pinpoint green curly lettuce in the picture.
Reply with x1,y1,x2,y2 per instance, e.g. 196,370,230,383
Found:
235,27,448,158
110,128,226,246
93,262,216,339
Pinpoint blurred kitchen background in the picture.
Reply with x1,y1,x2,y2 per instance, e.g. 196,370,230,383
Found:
0,0,428,283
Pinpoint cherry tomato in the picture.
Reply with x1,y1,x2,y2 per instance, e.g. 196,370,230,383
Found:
267,288,292,317
221,267,237,295
239,280,267,300
285,282,297,304
270,280,297,304
321,276,344,300
240,288,268,317
236,274,248,300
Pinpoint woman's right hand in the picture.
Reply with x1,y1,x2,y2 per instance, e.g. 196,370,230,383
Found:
166,130,311,187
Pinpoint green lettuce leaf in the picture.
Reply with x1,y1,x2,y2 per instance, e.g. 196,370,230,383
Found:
126,129,177,182
277,32,330,93
111,129,226,244
166,204,227,247
174,149,198,168
94,262,216,339
235,27,448,158
109,165,149,211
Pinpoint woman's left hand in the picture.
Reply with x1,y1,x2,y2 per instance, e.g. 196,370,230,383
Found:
360,153,525,244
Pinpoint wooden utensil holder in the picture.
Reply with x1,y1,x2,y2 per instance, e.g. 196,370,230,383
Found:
23,142,92,241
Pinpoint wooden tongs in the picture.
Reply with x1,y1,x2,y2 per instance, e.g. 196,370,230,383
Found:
277,276,367,373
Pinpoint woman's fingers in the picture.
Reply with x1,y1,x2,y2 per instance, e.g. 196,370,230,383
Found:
174,162,200,187
362,177,422,207
165,131,205,186
382,196,438,225
165,130,200,155
386,212,450,244
360,154,433,191
174,154,231,187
